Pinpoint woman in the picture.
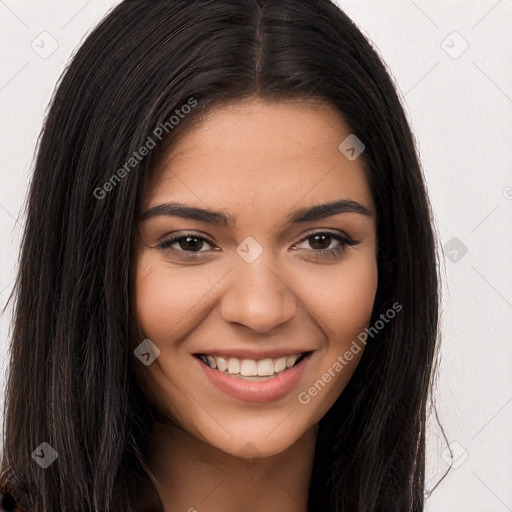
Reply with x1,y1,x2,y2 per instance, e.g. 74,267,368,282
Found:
0,0,440,510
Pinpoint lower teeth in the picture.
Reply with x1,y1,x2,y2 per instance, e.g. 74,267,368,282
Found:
233,374,275,381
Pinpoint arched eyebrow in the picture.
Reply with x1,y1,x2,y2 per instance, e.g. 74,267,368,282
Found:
139,199,373,227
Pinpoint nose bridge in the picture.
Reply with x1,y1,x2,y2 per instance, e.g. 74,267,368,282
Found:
220,244,297,333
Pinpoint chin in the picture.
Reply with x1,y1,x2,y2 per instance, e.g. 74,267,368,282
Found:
201,426,311,460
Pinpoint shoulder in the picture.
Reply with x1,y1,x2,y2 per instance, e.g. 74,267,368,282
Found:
129,475,164,512
1,475,164,512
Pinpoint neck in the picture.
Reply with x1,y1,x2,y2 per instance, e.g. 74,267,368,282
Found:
145,421,318,512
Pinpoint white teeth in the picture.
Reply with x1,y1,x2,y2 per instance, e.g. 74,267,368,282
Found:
273,357,287,373
257,358,274,376
206,355,217,369
286,355,298,368
228,357,240,375
216,356,228,372
240,359,257,376
200,353,304,377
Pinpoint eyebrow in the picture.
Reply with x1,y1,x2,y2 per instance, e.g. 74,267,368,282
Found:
139,199,373,226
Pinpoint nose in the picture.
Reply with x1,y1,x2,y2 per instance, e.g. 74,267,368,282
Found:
220,257,298,334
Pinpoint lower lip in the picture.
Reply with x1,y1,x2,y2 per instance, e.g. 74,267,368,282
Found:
197,355,311,403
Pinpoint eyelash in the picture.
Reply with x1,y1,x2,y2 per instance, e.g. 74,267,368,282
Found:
155,230,358,261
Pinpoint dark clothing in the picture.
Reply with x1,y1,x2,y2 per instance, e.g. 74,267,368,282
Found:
0,478,164,512
1,486,24,512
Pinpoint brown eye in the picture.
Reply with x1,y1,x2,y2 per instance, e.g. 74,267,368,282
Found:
174,236,208,252
155,232,218,260
158,235,213,253
293,231,357,259
308,233,336,250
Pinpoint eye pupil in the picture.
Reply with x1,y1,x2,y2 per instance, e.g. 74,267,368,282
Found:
179,236,203,251
310,234,331,250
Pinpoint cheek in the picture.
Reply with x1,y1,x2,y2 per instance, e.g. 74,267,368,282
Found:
304,255,378,341
135,258,176,338
340,258,378,333
133,255,205,417
294,254,377,405
293,268,377,425
134,254,216,341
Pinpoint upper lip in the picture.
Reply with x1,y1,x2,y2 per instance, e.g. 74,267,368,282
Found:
193,348,314,360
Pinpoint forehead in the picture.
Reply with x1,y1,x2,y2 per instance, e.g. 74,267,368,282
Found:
144,98,373,215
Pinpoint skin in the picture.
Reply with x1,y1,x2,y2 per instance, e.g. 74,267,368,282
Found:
134,98,378,511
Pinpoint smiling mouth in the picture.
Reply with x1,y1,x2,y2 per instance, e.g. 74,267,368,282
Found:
196,352,310,381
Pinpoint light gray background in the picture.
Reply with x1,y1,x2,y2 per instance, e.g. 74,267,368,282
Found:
1,1,511,510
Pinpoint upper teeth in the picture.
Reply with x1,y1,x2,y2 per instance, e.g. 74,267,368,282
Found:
200,354,302,377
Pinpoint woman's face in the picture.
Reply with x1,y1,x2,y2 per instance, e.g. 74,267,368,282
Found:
135,98,378,458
